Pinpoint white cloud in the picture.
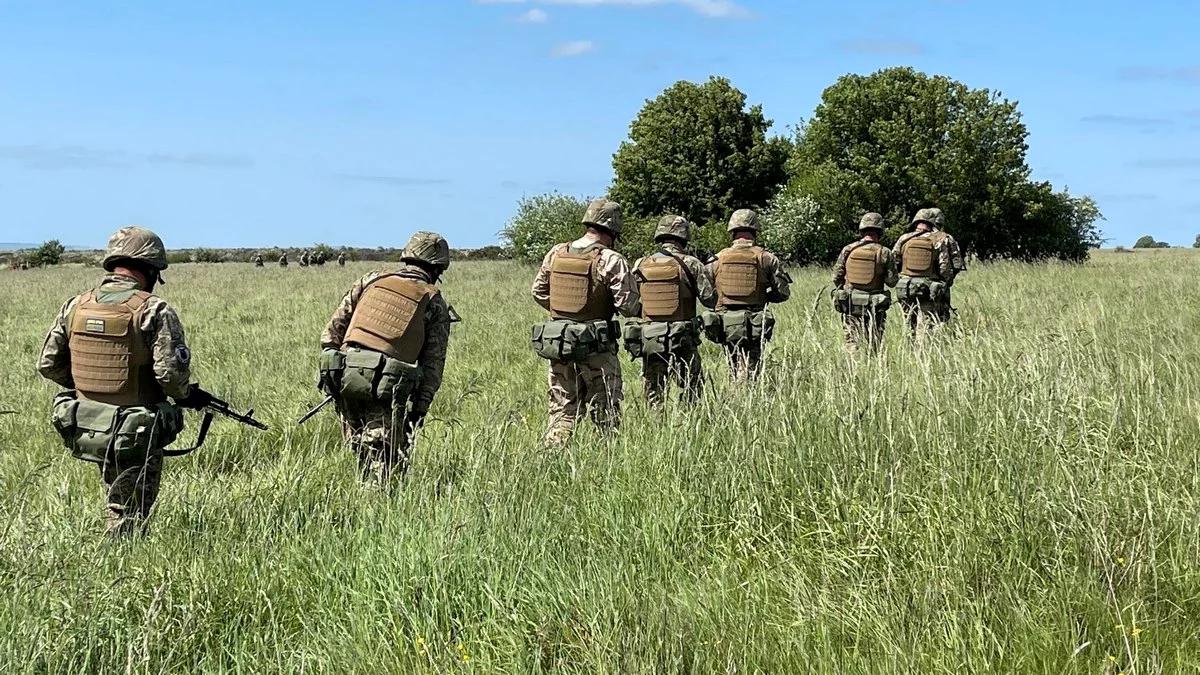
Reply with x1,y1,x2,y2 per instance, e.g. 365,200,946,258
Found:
517,8,550,22
551,40,596,57
477,0,749,19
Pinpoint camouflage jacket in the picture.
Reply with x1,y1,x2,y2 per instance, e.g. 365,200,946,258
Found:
321,264,451,413
706,238,792,309
832,239,899,290
531,235,642,318
37,273,192,399
632,242,718,311
893,229,966,284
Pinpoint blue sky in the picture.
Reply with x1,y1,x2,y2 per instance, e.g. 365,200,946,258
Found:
0,0,1196,249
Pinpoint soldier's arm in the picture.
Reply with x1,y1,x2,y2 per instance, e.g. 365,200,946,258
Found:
831,248,849,287
892,236,906,272
688,256,718,309
603,252,641,317
940,236,966,283
530,247,556,311
36,297,77,388
143,300,192,400
882,248,899,288
763,252,792,304
320,273,374,349
412,294,451,414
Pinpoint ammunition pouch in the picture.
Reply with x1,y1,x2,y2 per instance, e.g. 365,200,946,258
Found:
896,277,948,303
51,392,183,463
833,289,891,317
701,310,774,346
639,319,701,358
336,347,421,407
317,348,345,396
531,319,618,361
621,320,644,359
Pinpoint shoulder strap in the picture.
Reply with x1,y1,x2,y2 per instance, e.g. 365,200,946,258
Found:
660,247,698,296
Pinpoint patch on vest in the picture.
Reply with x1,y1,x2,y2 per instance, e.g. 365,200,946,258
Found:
175,345,191,365
85,318,106,333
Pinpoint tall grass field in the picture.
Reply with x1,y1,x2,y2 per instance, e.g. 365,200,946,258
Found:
0,250,1197,672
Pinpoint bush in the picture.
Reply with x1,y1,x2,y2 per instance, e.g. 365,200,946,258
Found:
1193,234,1199,249
192,248,224,263
758,188,842,263
1133,235,1169,249
501,193,589,264
27,240,65,267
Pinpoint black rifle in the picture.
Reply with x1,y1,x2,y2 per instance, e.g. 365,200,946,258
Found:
166,385,268,457
296,395,335,425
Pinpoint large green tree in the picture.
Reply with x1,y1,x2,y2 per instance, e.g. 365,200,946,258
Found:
611,77,789,235
790,67,1101,262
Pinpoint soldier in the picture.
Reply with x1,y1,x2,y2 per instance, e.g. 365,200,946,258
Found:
704,209,791,379
319,232,453,483
337,252,347,267
831,213,899,353
531,198,639,446
299,250,310,267
893,207,966,336
279,252,289,267
629,215,716,406
37,226,198,536
253,253,264,267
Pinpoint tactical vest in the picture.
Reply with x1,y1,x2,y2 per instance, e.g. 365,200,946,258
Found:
638,254,695,322
549,246,613,321
715,246,766,308
846,243,886,292
68,290,161,407
344,275,436,362
901,233,942,279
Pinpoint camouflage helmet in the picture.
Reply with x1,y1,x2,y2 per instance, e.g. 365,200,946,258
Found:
101,226,169,272
727,209,761,233
858,212,886,232
654,215,691,243
582,198,623,237
401,231,451,269
911,207,945,229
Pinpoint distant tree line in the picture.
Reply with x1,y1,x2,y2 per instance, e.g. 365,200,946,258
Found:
503,68,1105,264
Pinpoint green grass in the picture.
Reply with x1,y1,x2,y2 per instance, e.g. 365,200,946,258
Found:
0,251,1197,672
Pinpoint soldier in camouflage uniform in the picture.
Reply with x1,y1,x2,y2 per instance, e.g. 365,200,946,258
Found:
320,232,453,482
893,207,966,336
531,198,640,446
831,213,899,353
37,227,195,536
630,215,716,406
299,250,311,267
253,253,264,267
279,252,289,267
337,252,347,267
705,209,791,379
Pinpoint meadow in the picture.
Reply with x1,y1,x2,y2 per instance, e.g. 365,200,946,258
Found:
0,249,1197,673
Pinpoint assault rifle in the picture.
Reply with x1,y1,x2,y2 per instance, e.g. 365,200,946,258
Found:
167,385,268,457
296,395,335,425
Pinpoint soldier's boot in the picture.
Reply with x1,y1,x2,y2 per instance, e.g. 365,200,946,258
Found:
104,504,147,538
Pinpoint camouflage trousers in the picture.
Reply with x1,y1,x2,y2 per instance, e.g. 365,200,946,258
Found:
723,343,764,381
641,347,703,407
841,310,888,353
99,449,163,537
546,351,622,446
900,295,952,337
340,400,415,483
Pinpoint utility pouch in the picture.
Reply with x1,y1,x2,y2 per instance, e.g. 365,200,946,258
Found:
721,310,753,345
340,347,384,404
533,319,591,361
928,281,948,302
832,289,852,315
701,311,725,345
318,348,346,396
646,319,701,355
749,310,776,343
640,322,670,357
379,356,421,403
622,320,645,359
52,393,176,463
896,277,932,302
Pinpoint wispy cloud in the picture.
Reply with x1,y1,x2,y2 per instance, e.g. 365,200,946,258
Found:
516,8,549,22
1080,114,1172,129
835,39,925,56
477,0,749,19
552,40,595,57
1127,158,1200,169
0,144,252,170
1118,66,1200,84
336,174,451,186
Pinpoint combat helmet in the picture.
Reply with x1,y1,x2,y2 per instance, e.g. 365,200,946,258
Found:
910,207,945,230
582,198,623,237
101,226,169,272
401,231,451,270
858,212,886,233
654,215,691,244
727,209,761,233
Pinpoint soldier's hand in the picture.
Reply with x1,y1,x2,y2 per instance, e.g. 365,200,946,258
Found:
176,384,214,410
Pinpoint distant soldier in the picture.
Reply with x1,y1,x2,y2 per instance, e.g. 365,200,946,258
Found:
299,250,310,267
319,232,454,483
279,252,289,267
831,213,899,353
531,198,639,446
893,207,966,335
337,252,347,267
704,209,791,379
314,252,326,267
37,227,200,536
253,253,264,267
628,215,716,406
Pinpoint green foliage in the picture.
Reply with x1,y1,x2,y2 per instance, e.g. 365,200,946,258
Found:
191,248,224,263
790,67,1101,261
759,186,842,263
27,239,65,267
500,193,588,264
612,77,789,228
1193,234,1199,248
1133,235,1169,249
310,243,337,263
